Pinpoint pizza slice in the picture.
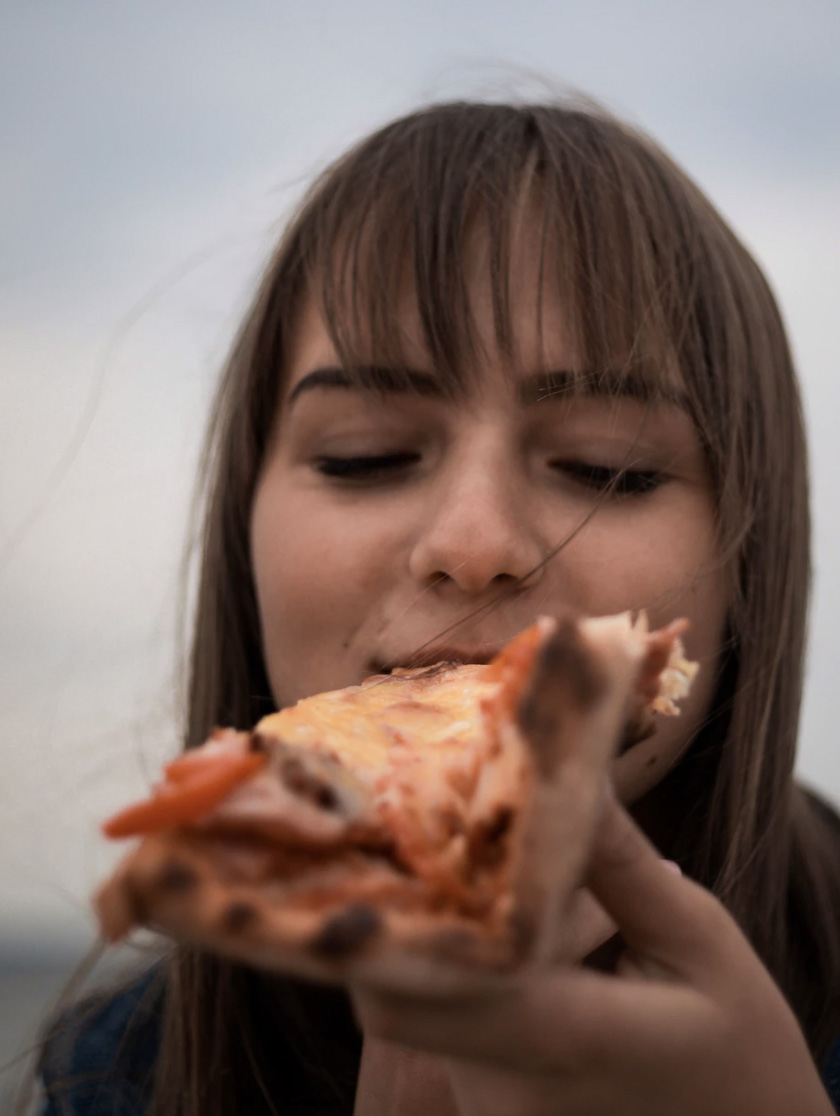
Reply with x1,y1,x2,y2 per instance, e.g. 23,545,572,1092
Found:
94,612,696,993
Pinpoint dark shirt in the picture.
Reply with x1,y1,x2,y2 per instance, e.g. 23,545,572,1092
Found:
40,967,840,1115
826,1038,840,1115
39,966,163,1116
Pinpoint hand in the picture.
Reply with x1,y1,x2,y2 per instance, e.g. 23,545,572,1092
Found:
353,884,617,1115
353,794,834,1116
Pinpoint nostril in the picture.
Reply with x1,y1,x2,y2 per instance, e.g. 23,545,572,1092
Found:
408,514,545,595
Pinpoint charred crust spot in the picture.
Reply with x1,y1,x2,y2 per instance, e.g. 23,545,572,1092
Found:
538,619,607,708
156,860,198,894
222,901,258,934
517,619,608,775
316,785,339,809
281,757,339,811
310,903,382,959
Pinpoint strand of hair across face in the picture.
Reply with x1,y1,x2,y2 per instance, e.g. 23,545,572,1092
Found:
381,429,644,669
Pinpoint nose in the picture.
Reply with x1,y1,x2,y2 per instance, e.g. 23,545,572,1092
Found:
408,453,547,595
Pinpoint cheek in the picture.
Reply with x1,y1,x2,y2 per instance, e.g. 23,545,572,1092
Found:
634,502,726,655
595,501,728,801
253,480,382,601
557,495,728,709
564,505,722,624
249,479,412,700
250,483,343,700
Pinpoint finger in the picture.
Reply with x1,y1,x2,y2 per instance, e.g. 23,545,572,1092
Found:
352,969,702,1074
586,790,743,973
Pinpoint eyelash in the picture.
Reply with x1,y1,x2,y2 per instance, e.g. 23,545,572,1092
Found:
315,453,421,480
553,462,663,496
315,453,662,496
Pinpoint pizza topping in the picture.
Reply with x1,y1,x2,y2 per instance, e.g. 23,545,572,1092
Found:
102,746,266,839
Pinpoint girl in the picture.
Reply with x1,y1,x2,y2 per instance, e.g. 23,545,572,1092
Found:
37,99,840,1114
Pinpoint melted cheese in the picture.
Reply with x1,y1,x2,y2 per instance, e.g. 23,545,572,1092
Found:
255,665,499,779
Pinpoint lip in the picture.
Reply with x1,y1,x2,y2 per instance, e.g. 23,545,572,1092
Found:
371,645,497,674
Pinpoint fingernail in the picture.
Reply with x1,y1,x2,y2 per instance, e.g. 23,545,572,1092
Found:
663,859,682,875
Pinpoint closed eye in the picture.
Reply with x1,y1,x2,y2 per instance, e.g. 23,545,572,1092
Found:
314,452,421,481
554,462,663,496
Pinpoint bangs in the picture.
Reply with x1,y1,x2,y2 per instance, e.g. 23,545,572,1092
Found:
290,103,689,406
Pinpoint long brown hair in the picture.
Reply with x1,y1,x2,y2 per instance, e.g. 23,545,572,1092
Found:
150,99,840,1114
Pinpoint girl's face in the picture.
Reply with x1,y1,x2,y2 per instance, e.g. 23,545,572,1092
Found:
250,259,728,801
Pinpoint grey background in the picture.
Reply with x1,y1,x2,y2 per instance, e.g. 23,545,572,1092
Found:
1,0,838,1088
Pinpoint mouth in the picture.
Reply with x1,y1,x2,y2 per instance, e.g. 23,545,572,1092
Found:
370,645,496,675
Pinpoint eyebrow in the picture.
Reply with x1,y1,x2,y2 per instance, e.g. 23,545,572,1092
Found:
521,369,689,409
286,365,688,409
287,365,442,405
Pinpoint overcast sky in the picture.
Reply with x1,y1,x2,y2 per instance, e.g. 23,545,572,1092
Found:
2,0,838,954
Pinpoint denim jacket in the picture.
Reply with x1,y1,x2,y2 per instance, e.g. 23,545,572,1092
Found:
39,967,162,1116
